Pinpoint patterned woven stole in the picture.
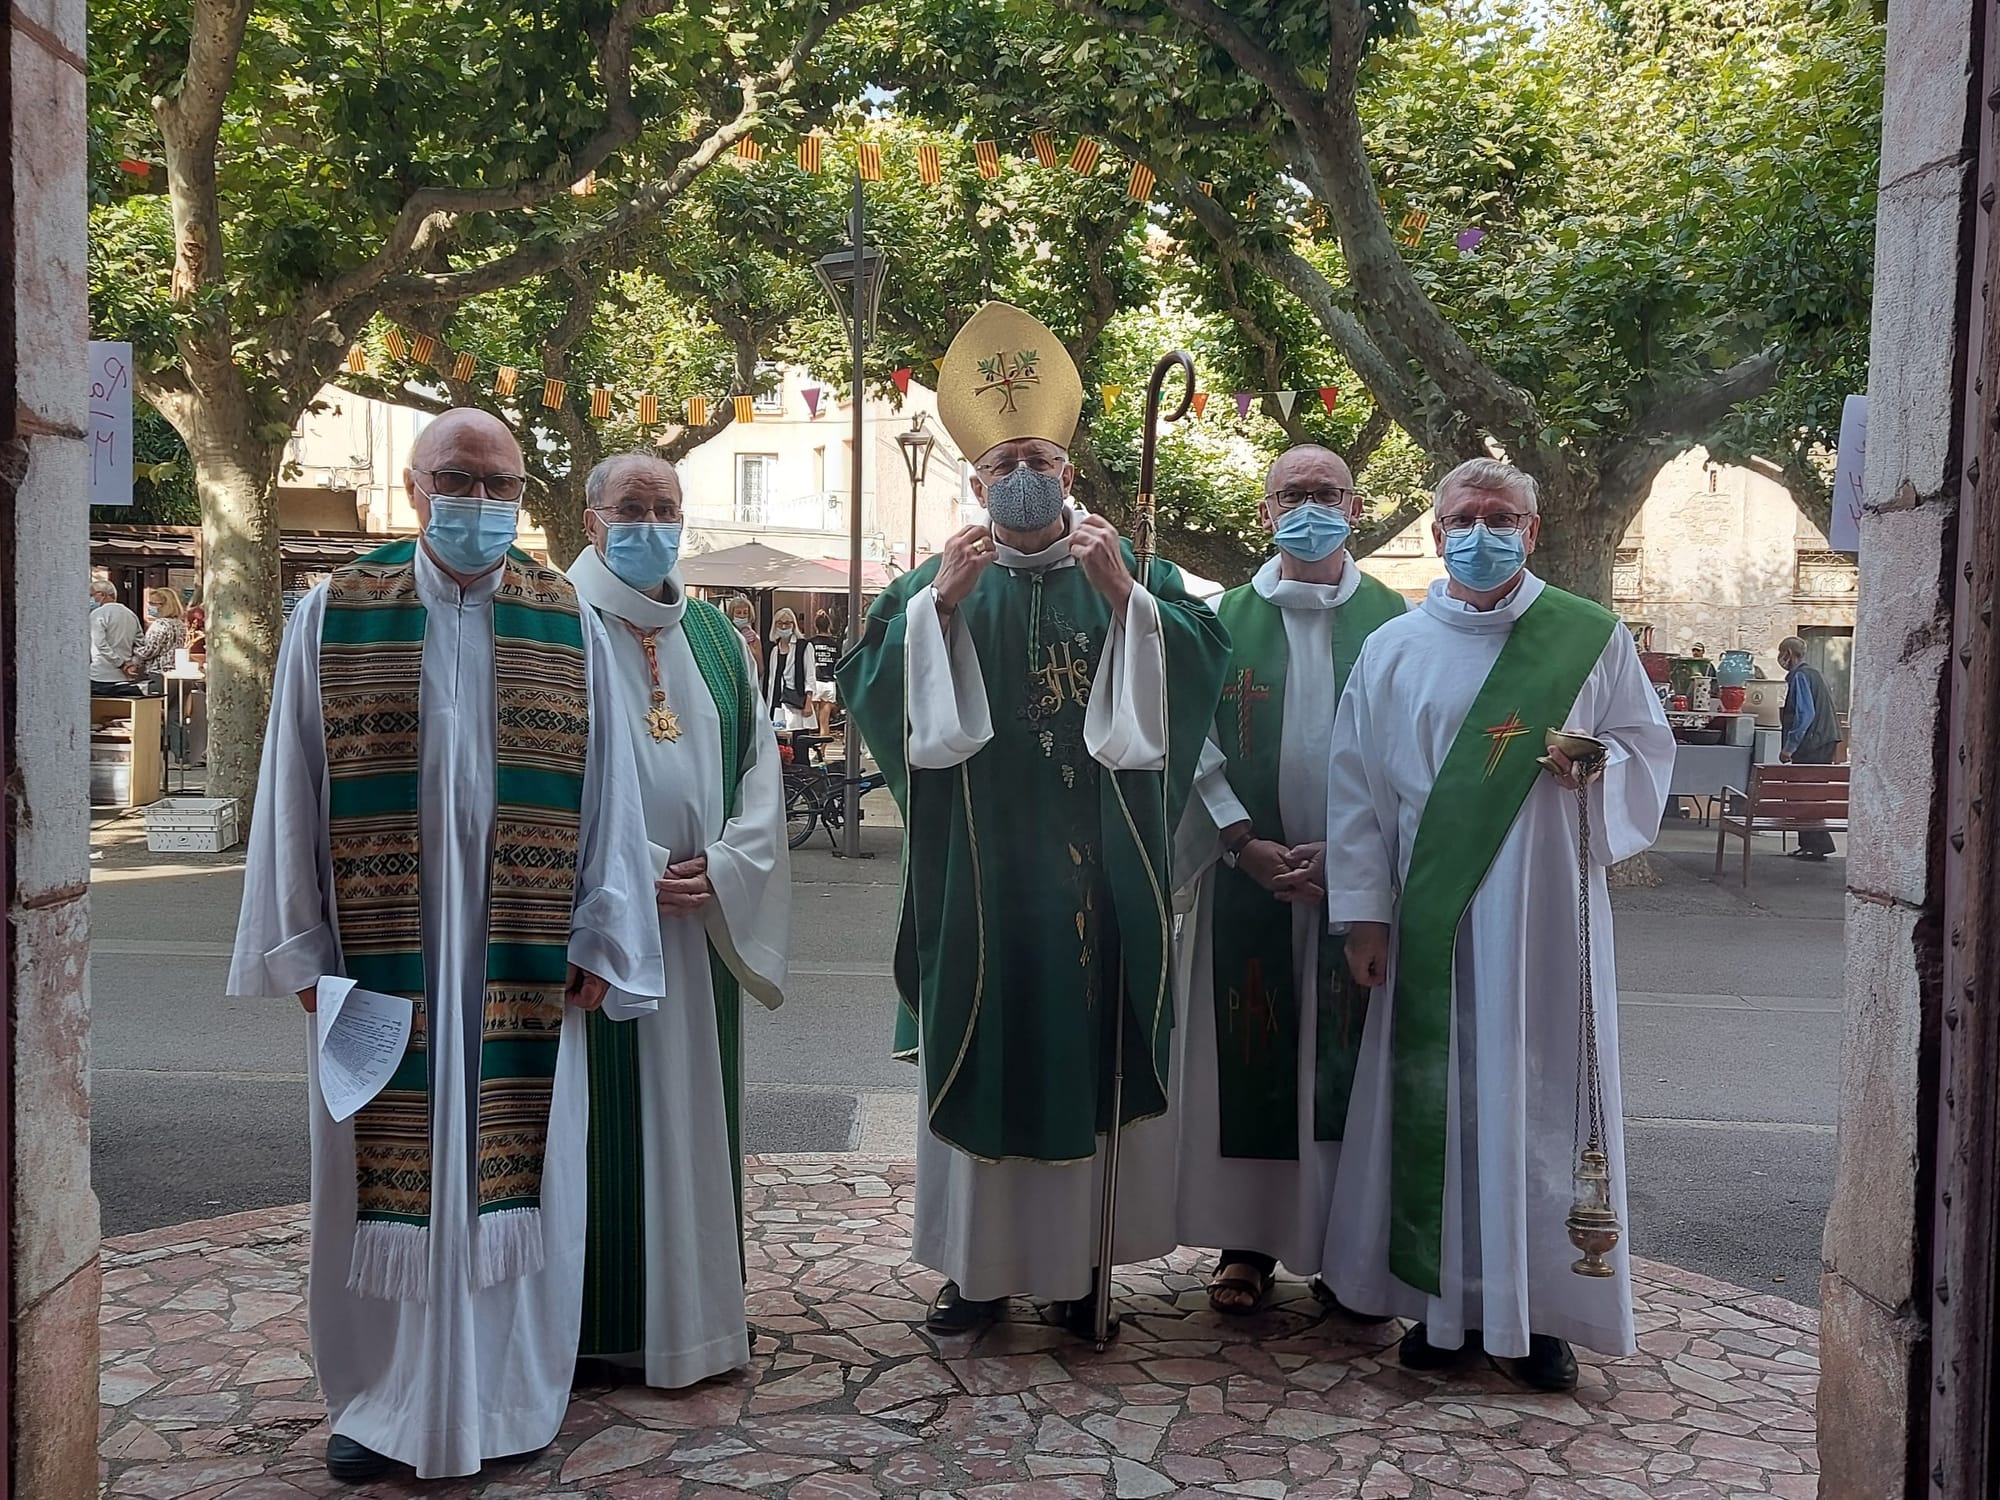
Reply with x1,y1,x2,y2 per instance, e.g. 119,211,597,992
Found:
322,541,589,1301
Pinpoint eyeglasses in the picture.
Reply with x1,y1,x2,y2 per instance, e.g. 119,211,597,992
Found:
975,453,1066,478
417,467,529,503
1438,511,1534,535
592,503,682,525
1266,486,1362,510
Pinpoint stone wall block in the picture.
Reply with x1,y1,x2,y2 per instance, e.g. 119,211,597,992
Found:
9,896,98,1307
1824,895,1926,1304
9,0,85,62
1879,0,1977,188
8,435,90,904
12,1261,100,1500
1845,501,1952,906
1816,1273,1924,1500
10,23,87,434
1866,162,1977,508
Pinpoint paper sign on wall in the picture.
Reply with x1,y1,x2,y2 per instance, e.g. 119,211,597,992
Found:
89,341,135,508
1828,393,1865,554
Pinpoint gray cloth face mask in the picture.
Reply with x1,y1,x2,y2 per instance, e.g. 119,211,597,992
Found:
985,465,1066,533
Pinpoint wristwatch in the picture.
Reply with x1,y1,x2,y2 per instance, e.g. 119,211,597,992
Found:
1221,831,1254,869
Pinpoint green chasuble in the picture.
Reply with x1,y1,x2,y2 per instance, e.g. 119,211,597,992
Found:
1389,584,1616,1294
579,596,758,1358
1208,570,1406,1159
838,544,1230,1164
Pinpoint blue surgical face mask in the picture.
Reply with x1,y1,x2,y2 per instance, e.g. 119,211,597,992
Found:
601,521,682,592
985,463,1067,534
423,496,518,574
1441,521,1529,593
1272,502,1352,562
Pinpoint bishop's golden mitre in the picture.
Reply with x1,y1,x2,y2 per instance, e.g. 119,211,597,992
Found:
935,301,1085,463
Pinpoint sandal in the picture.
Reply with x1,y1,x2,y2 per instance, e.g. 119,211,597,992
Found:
1207,1259,1272,1315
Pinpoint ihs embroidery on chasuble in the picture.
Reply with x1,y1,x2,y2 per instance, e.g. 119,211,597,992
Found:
1018,611,1097,785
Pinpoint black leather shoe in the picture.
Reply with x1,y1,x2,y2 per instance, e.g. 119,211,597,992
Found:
1057,1272,1120,1342
1398,1322,1481,1372
1514,1334,1579,1392
926,1280,1002,1335
326,1434,393,1484
1308,1277,1395,1323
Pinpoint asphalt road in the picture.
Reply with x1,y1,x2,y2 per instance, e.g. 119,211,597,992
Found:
88,804,1841,1305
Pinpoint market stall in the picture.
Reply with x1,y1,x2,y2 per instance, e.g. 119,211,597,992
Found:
1643,649,1784,819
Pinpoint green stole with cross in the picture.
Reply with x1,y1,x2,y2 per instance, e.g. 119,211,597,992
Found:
1209,569,1406,1159
1389,583,1617,1294
580,594,758,1357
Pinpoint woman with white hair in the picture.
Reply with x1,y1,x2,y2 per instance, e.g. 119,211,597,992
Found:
762,607,813,732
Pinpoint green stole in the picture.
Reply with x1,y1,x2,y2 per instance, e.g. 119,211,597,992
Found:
1208,569,1406,1158
320,540,589,1300
581,595,756,1356
839,545,1230,1163
1389,583,1617,1294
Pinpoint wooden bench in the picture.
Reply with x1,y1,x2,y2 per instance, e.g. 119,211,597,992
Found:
1712,763,1850,886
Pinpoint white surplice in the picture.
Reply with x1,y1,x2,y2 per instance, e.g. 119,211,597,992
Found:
1320,572,1671,1357
1172,553,1362,1274
905,518,1181,1304
226,549,665,1479
567,547,790,1388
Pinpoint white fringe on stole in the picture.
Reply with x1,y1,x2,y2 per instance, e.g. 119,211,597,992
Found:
473,1205,547,1290
349,1221,430,1302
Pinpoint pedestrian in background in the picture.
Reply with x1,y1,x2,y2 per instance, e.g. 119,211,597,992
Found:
89,576,142,696
726,596,762,675
763,607,813,734
124,588,187,688
808,608,841,739
1777,635,1839,861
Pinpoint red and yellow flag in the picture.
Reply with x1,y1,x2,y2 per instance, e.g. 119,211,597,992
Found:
735,137,764,165
344,346,368,375
1068,138,1102,175
917,143,943,186
686,396,710,427
409,334,438,367
797,133,824,174
733,395,756,424
451,352,476,383
1029,130,1059,169
1397,209,1430,247
1198,181,1214,197
974,140,1001,179
857,142,884,182
1126,164,1155,202
383,328,409,361
590,387,613,420
495,367,519,397
637,393,660,427
542,379,567,410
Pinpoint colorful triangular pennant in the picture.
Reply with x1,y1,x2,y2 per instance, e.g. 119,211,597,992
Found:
1319,386,1340,413
1276,390,1299,419
1234,393,1254,420
891,367,912,396
1101,384,1123,412
804,387,822,418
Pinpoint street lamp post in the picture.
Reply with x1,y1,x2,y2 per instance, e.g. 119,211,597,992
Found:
812,171,887,860
895,413,936,576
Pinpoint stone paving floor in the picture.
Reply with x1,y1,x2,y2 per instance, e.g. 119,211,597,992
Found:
99,1157,1820,1499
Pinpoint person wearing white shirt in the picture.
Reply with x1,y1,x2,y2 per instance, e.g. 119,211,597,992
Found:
89,579,142,693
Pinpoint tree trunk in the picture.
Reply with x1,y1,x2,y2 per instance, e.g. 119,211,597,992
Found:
534,471,590,570
1530,480,1621,605
187,387,283,815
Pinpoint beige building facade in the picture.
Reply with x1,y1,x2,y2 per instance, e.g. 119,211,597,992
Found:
1360,447,1857,705
283,366,974,573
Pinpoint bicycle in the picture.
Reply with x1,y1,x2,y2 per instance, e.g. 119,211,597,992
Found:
780,734,887,851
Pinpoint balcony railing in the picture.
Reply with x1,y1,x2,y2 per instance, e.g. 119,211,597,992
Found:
1794,548,1859,602
734,490,849,531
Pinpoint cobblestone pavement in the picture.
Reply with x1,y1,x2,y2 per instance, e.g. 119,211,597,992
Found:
99,1158,1820,1499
